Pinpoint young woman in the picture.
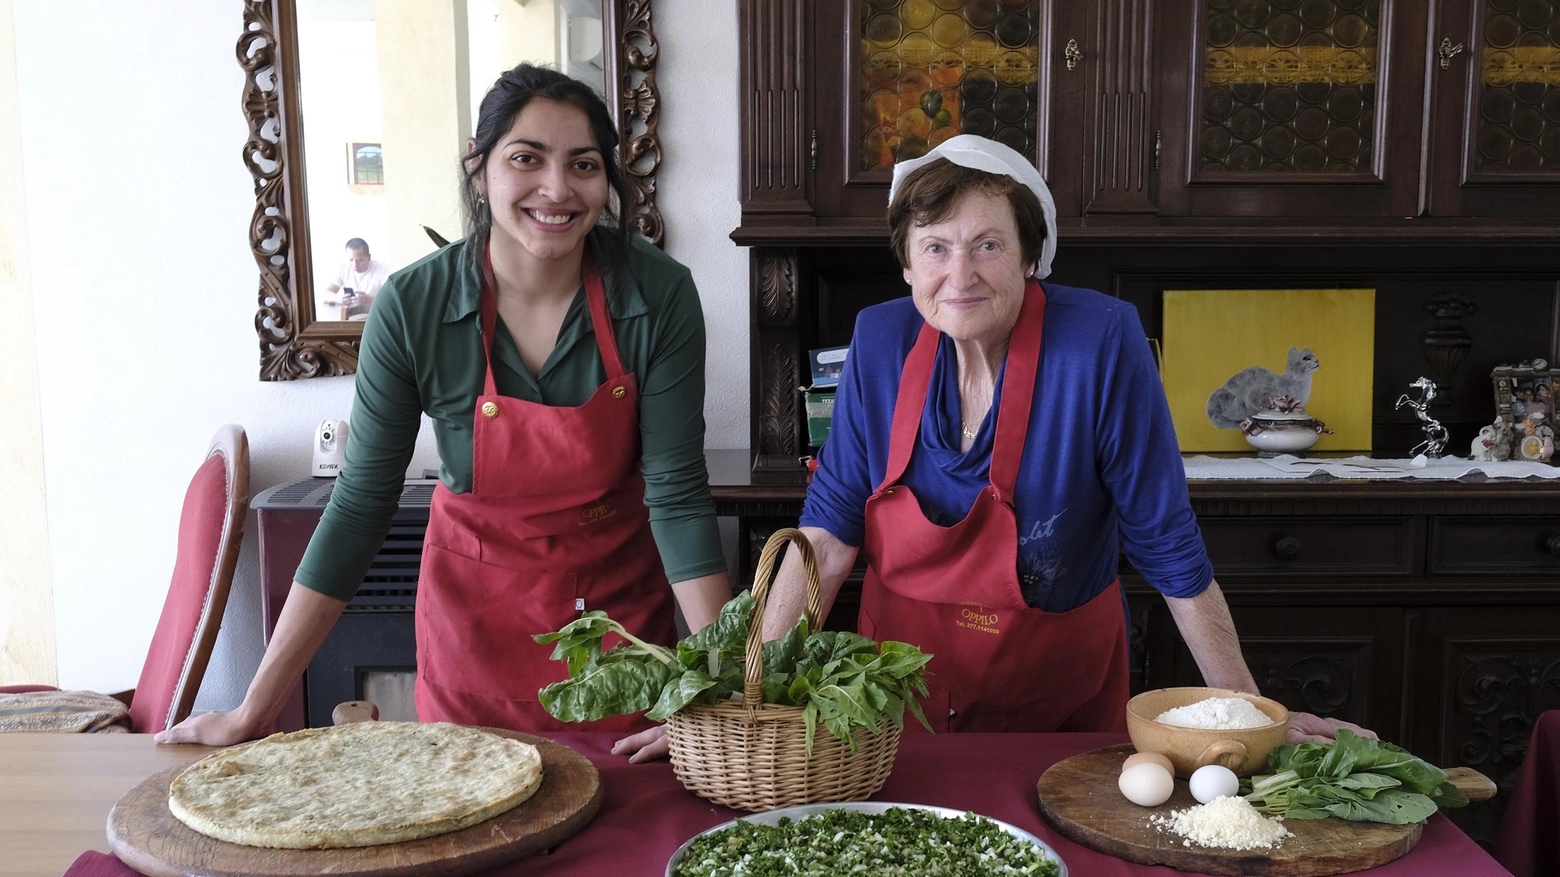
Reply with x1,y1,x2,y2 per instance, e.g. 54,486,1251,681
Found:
159,65,729,759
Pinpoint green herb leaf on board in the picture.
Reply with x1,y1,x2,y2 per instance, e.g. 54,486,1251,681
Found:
1242,728,1467,824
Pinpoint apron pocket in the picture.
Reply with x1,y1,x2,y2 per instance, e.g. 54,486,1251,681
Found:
905,687,951,734
417,544,580,703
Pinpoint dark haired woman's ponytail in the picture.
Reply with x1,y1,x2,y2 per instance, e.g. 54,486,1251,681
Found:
458,63,631,278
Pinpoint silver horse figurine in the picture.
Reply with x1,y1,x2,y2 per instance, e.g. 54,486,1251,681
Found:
1395,377,1449,458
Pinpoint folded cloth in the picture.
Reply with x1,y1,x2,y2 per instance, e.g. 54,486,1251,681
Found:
1183,454,1560,481
0,689,130,733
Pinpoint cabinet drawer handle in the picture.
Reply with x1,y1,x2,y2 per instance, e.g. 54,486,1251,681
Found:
1547,535,1560,559
1272,535,1303,561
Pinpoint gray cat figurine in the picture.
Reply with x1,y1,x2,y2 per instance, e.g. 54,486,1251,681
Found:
1206,347,1321,429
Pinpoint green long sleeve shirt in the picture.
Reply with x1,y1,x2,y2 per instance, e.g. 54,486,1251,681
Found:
294,232,727,602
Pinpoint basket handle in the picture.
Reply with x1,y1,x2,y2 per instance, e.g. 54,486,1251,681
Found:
743,528,823,710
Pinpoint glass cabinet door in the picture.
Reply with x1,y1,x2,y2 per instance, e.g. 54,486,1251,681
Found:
856,0,1042,171
812,0,1057,219
1428,0,1560,215
1155,0,1427,217
1199,0,1380,176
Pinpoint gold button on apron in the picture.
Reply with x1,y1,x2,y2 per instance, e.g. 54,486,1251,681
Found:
612,386,627,399
481,401,499,418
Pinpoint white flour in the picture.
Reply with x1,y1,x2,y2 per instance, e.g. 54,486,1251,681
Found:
1154,696,1272,729
1150,795,1292,850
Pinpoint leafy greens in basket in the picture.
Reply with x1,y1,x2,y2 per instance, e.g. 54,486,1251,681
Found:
533,591,933,752
1241,729,1469,823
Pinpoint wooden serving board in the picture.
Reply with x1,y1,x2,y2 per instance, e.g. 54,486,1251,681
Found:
107,730,602,877
1038,744,1420,877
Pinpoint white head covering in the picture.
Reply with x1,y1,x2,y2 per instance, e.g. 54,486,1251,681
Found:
888,134,1058,280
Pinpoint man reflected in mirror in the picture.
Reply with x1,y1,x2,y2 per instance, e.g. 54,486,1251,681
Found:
326,238,390,319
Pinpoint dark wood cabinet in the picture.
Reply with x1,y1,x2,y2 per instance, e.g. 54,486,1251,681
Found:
1427,0,1560,217
740,0,1560,231
1153,0,1431,220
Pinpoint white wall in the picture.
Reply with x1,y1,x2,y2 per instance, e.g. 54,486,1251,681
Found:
7,0,746,707
660,0,747,448
0,0,57,686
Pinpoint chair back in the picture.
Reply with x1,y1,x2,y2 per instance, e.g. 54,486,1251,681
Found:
127,425,249,733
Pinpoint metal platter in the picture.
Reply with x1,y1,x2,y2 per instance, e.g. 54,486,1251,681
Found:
665,801,1068,876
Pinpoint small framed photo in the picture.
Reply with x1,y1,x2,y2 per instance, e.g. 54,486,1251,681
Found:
1492,362,1559,462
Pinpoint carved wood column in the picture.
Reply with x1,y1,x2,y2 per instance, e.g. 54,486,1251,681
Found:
1083,0,1158,216
738,0,812,220
750,247,802,470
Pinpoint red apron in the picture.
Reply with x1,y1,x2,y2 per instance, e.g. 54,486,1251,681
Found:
414,247,676,734
856,280,1130,733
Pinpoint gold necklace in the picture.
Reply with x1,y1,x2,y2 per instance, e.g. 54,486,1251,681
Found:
962,424,979,440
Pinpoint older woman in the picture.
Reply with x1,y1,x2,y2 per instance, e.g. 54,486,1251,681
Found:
756,135,1368,744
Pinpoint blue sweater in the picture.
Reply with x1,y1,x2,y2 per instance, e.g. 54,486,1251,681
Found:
800,286,1214,612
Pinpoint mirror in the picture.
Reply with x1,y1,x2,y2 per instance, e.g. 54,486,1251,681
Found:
239,0,663,380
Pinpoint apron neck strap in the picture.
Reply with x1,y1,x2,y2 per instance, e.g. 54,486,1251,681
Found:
989,279,1046,500
478,241,626,398
878,321,941,490
876,280,1048,501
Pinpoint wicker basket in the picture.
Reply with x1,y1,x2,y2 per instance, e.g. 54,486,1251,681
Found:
665,528,902,812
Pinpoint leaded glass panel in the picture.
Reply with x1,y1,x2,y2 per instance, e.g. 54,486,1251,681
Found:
1475,0,1560,173
858,0,1041,171
1200,0,1380,174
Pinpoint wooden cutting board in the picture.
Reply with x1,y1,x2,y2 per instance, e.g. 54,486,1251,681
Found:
1037,744,1481,877
107,730,602,877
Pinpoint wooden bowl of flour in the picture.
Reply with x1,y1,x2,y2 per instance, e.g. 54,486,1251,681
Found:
1126,687,1289,778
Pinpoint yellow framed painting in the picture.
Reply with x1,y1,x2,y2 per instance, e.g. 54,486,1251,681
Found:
1162,289,1375,453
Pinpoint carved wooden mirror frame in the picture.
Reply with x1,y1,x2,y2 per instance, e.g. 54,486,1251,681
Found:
239,0,664,380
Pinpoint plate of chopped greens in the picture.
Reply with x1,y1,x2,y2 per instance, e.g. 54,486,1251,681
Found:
665,802,1066,877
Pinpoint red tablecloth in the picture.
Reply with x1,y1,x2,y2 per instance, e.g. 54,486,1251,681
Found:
66,731,1512,877
1495,709,1560,877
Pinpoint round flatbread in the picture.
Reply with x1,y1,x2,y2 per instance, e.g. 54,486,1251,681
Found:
168,722,543,849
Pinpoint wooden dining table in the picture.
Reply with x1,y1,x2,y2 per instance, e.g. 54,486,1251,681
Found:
0,734,215,877
5,731,1516,877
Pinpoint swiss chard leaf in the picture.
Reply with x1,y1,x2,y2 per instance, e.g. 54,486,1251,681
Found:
533,611,614,675
537,651,676,722
1336,773,1402,799
1248,729,1466,823
868,641,936,679
1325,790,1439,824
761,616,809,679
535,591,934,751
676,591,753,668
646,668,718,722
1430,781,1470,809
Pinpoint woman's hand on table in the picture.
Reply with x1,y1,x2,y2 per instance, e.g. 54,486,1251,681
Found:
1288,711,1377,745
612,724,670,763
154,708,266,746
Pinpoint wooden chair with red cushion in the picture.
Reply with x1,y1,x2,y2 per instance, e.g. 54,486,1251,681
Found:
0,425,250,734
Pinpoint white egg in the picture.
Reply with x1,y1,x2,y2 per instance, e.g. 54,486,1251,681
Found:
1118,762,1174,807
1189,764,1240,804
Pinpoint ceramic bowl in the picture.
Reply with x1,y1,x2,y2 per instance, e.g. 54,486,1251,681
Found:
1125,687,1289,778
1244,412,1321,457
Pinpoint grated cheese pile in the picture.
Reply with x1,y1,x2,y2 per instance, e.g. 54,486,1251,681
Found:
1154,696,1272,729
1150,795,1293,850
